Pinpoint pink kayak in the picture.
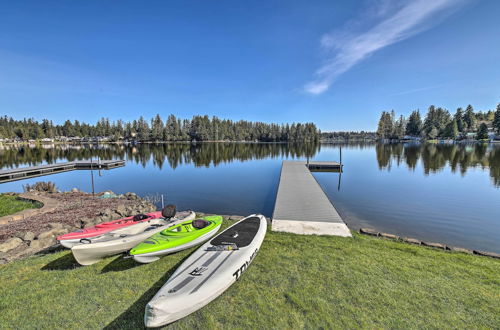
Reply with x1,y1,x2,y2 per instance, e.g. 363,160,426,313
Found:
57,211,162,243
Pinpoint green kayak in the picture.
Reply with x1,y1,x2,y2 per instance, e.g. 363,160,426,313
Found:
130,215,223,263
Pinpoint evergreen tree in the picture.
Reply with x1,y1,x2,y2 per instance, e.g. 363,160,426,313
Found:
164,114,178,141
376,111,393,139
116,119,124,138
443,119,458,139
405,110,422,136
151,114,164,141
136,116,150,141
463,104,476,132
393,115,406,139
454,108,465,133
124,122,134,139
423,106,450,138
62,120,74,137
476,123,489,140
493,103,500,134
486,110,495,122
41,119,54,138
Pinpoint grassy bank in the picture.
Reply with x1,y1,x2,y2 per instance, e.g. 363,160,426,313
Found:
0,219,499,329
0,194,40,217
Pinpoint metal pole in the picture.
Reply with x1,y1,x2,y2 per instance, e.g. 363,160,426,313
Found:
161,194,164,208
90,155,95,196
338,145,343,191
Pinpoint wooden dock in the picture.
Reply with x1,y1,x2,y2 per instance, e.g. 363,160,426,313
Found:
0,160,125,183
272,161,351,237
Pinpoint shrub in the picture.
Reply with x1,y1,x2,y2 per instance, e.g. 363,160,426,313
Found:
23,181,58,193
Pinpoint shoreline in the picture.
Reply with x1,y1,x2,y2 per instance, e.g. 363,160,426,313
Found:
1,191,498,264
358,228,499,259
0,140,320,146
1,139,499,147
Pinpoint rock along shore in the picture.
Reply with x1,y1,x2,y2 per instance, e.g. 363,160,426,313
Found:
0,191,156,264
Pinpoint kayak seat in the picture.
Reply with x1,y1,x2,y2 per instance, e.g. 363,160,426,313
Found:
192,219,210,229
133,214,149,221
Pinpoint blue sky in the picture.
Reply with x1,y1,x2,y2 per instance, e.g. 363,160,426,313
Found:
1,0,499,131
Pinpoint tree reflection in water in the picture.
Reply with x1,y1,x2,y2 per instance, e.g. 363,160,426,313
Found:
3,142,499,187
0,142,320,170
375,143,500,187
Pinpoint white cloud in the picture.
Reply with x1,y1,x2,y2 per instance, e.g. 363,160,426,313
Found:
304,0,468,95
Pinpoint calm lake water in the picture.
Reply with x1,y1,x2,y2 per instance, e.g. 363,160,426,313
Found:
1,142,499,253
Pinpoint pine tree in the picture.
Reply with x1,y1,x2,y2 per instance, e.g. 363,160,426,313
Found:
376,111,393,139
443,119,458,139
151,114,164,141
136,116,150,141
405,110,422,136
476,123,489,140
394,115,406,139
423,106,450,138
463,104,476,132
493,103,500,134
454,108,465,133
164,114,178,141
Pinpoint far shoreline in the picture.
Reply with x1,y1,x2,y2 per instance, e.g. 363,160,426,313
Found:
1,139,500,146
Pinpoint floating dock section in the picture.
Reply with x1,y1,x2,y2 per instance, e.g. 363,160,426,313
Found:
272,161,351,237
0,160,125,183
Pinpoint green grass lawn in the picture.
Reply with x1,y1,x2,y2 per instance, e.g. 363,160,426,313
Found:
0,194,41,217
0,219,499,329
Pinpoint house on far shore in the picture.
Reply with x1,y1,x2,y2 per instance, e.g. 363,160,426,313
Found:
55,136,68,142
96,136,110,142
41,138,54,143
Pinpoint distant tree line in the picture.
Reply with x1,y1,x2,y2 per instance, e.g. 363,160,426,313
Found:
321,131,377,142
377,103,500,140
0,114,320,143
